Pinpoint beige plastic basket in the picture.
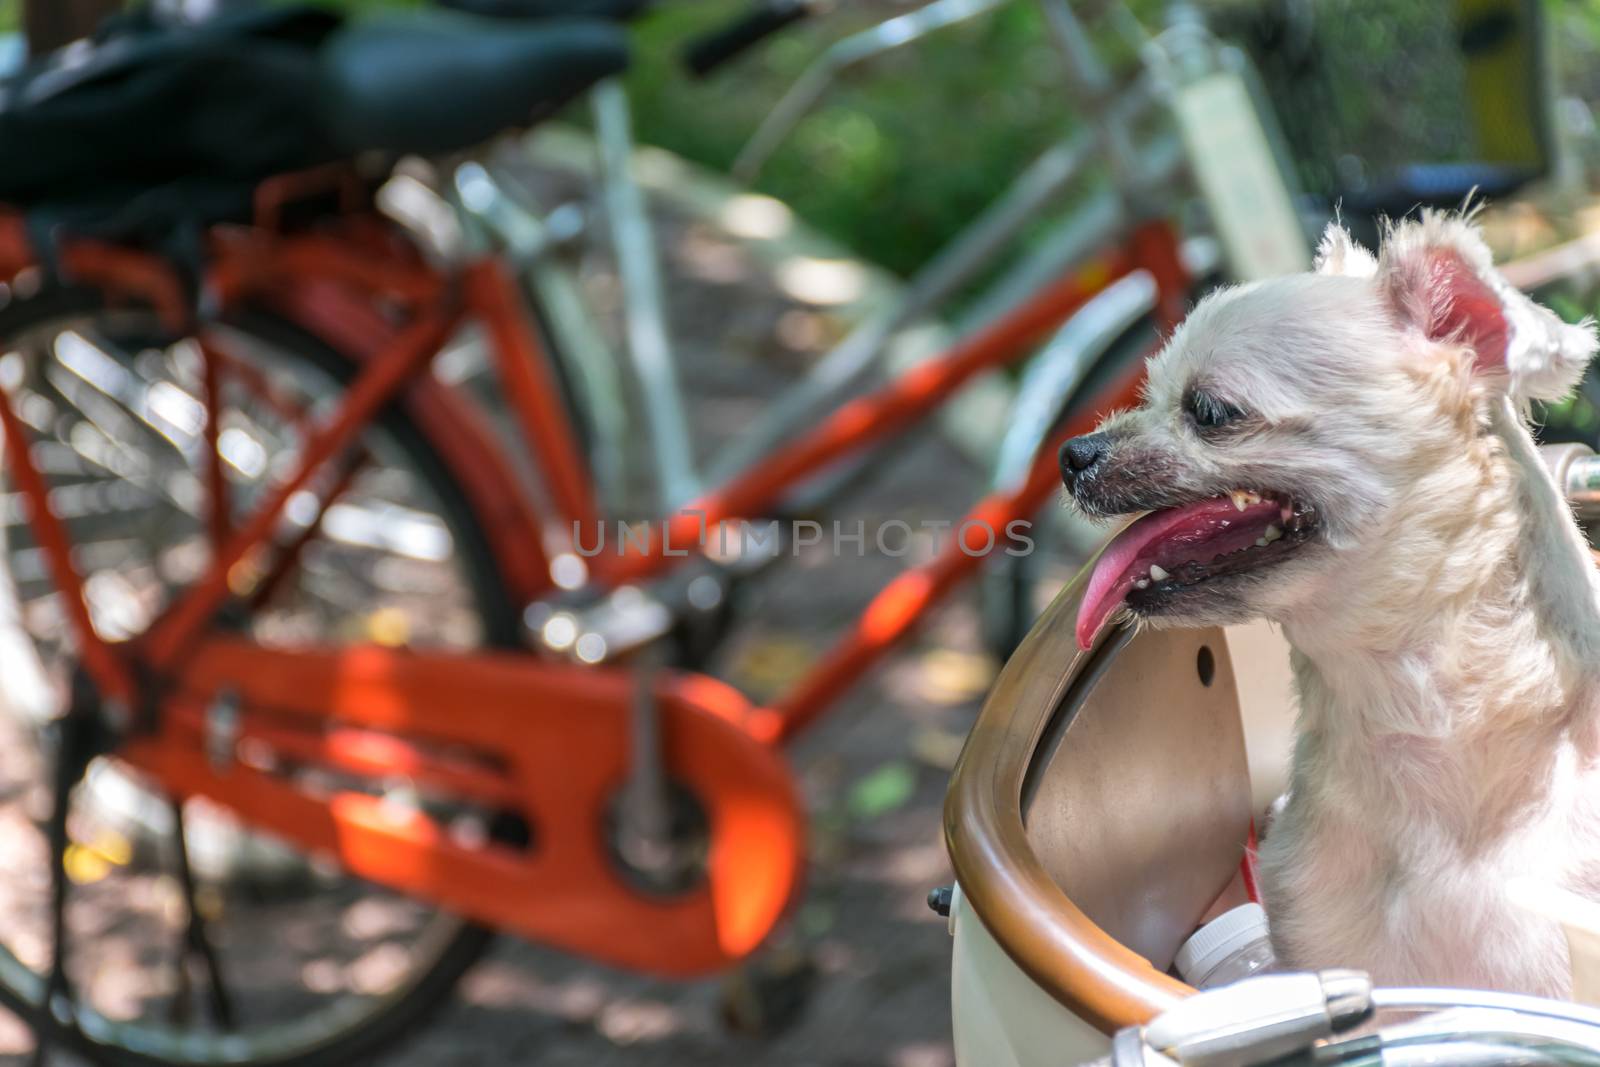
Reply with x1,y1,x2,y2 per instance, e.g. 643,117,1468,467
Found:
944,569,1296,1065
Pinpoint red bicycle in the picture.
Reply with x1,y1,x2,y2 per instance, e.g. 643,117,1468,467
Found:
0,3,1194,1063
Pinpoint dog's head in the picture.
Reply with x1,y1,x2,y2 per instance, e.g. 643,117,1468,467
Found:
1064,212,1599,649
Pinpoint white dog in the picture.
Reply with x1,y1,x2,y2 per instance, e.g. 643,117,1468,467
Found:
1060,211,1600,996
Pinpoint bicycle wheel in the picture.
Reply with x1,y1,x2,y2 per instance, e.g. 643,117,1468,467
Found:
0,285,520,1066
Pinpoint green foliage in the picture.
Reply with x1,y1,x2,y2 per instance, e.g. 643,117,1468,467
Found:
846,760,917,820
620,0,1091,276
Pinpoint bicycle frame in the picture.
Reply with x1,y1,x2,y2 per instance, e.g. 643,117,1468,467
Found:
0,214,806,974
0,164,1186,970
456,3,1071,517
0,207,1185,702
475,0,1284,540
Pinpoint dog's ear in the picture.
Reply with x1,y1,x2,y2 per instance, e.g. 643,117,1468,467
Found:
1313,222,1377,278
1377,211,1597,402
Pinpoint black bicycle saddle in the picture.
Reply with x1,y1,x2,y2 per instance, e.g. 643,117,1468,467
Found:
0,4,628,219
317,10,628,158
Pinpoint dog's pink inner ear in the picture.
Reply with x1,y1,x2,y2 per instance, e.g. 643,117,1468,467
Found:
1420,248,1509,371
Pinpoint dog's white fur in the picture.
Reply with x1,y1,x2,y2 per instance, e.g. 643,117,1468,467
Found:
1093,212,1600,994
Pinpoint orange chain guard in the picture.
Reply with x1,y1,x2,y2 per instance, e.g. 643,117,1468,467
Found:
121,638,804,977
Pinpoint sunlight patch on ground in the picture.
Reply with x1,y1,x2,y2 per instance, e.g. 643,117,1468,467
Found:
892,1040,958,1067
633,145,691,190
461,963,606,1024
350,943,413,995
910,724,969,770
910,648,998,705
777,256,868,306
341,897,421,942
725,636,817,700
871,841,952,889
678,226,748,285
0,1010,32,1055
596,997,682,1046
720,193,795,241
88,938,161,1021
775,308,831,352
301,958,344,995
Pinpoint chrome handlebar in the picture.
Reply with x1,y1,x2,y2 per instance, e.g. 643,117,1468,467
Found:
1106,970,1600,1067
1541,442,1600,522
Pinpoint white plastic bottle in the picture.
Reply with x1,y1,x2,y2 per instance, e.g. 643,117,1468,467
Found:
1175,902,1277,988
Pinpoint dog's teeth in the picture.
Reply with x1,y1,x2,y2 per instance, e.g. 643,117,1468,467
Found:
1149,564,1170,582
1134,578,1150,589
1230,490,1250,512
1254,537,1269,547
1263,525,1282,543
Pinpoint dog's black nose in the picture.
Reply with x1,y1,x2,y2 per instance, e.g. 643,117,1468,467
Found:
1060,433,1109,487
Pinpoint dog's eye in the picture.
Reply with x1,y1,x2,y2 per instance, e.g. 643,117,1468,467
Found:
1186,389,1245,431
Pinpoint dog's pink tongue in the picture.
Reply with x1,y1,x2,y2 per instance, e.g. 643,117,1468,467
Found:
1075,496,1281,650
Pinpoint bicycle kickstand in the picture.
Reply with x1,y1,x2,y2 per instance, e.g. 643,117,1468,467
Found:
164,796,236,1031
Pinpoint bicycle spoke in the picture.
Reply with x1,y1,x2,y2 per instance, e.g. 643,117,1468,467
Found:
246,449,367,612
32,675,102,1066
167,798,236,1032
31,349,197,518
